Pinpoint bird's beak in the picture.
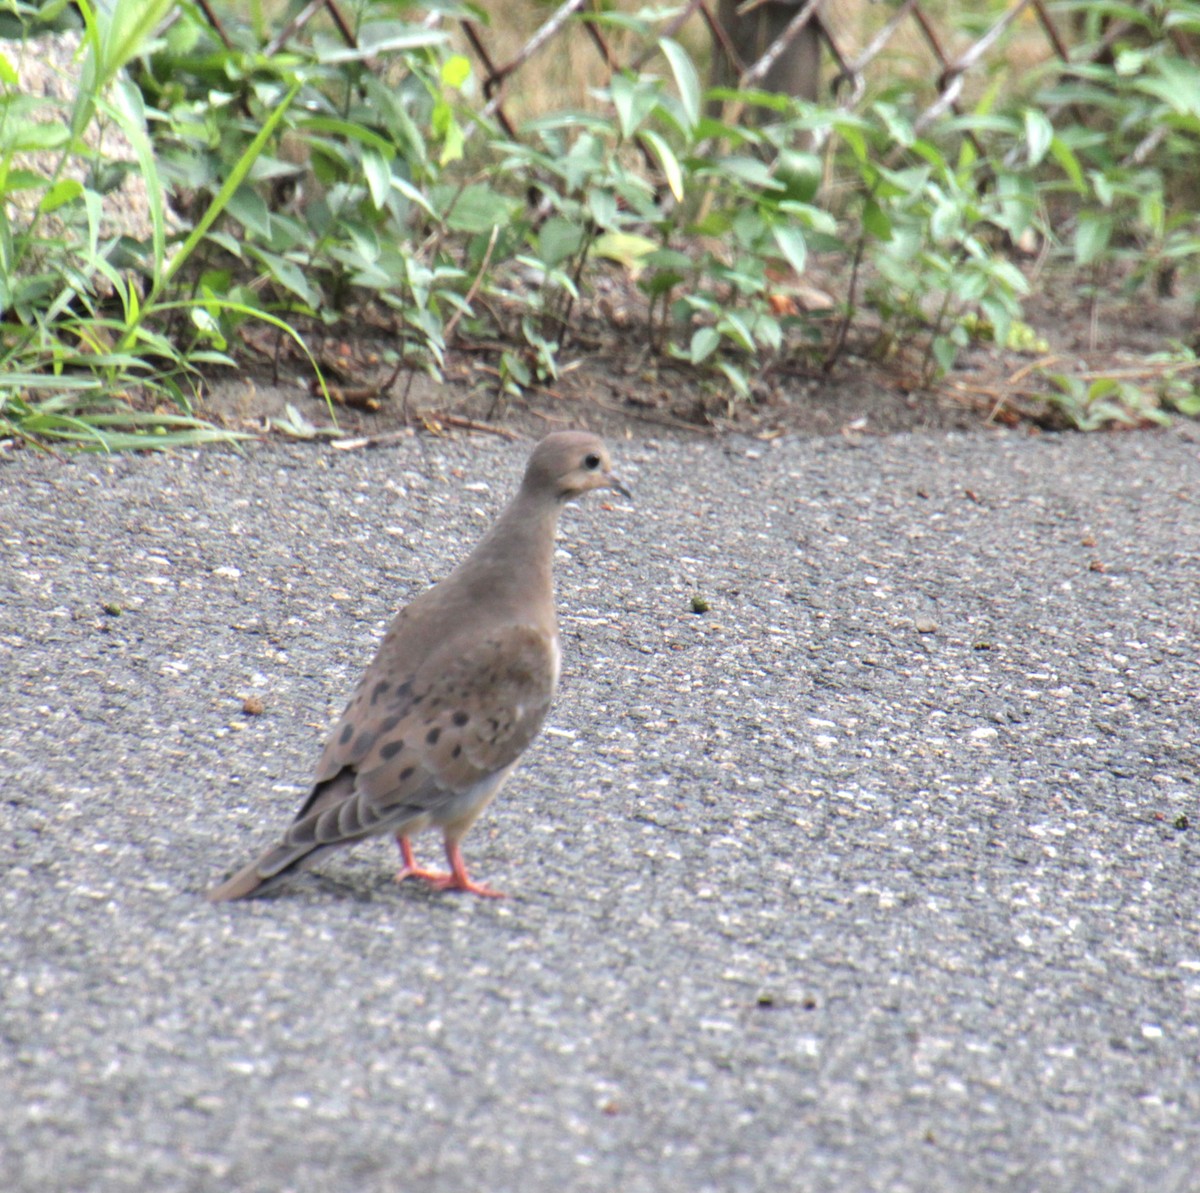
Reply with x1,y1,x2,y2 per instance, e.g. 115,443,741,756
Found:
606,473,632,500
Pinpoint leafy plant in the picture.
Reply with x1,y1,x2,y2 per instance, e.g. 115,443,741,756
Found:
1038,1,1200,286
1034,370,1173,430
138,6,462,371
4,0,1200,450
0,0,256,449
1153,347,1200,416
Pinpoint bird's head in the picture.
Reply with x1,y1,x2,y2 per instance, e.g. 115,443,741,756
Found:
523,431,631,503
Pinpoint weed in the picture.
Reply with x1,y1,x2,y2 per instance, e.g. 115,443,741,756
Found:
2,0,1199,449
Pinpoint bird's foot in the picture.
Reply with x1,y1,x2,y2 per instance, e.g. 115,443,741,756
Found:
393,837,450,888
393,866,505,897
394,864,455,888
394,835,505,897
432,872,506,898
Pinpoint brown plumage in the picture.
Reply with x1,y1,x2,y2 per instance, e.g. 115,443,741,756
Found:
207,431,629,902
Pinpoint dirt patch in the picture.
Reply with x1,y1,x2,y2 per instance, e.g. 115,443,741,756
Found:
195,261,1197,444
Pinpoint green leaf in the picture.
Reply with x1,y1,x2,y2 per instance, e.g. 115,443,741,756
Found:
931,335,957,377
433,99,465,166
777,202,837,235
755,313,783,352
391,174,437,219
874,101,913,149
1,169,52,192
774,150,821,204
501,350,531,388
639,267,684,297
1136,56,1200,116
538,217,585,269
1091,171,1114,207
441,120,465,167
1051,136,1089,194
105,75,165,277
295,117,398,156
249,249,319,306
587,188,619,229
862,199,893,240
1074,211,1113,266
590,231,658,271
0,51,17,87
158,76,303,297
717,156,778,188
438,184,517,234
691,210,731,238
930,199,960,243
835,120,868,163
642,248,691,272
39,179,84,213
189,305,225,348
716,359,750,398
610,73,665,140
362,147,391,210
771,224,807,274
689,326,720,364
979,296,1012,358
718,312,754,352
317,29,446,65
441,53,471,89
0,119,69,154
610,74,638,139
92,0,176,91
658,37,700,132
640,129,683,203
225,185,272,239
206,231,245,259
1023,108,1053,166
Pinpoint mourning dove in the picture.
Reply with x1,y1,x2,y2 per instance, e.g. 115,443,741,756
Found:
207,431,629,902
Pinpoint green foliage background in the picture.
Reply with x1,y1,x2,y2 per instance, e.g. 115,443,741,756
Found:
2,0,1199,449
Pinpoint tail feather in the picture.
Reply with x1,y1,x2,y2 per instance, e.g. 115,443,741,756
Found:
206,840,324,902
206,795,426,902
206,859,271,903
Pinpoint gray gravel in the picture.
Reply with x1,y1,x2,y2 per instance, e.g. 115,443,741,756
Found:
2,427,1199,1192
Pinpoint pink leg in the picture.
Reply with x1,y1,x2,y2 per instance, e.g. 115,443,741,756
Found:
436,839,505,898
393,835,453,886
394,835,504,898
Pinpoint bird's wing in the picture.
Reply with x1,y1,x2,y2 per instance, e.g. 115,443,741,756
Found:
282,623,558,850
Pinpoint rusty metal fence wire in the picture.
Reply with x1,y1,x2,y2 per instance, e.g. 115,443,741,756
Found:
194,0,1171,164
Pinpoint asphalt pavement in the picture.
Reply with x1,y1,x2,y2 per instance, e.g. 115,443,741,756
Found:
2,425,1198,1192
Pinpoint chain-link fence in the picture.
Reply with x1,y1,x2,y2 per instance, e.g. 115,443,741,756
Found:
192,0,1170,162
105,3,1200,430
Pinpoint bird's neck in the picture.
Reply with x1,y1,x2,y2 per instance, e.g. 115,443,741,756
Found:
455,486,561,620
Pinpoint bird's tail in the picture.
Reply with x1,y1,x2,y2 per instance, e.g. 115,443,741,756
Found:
205,840,324,902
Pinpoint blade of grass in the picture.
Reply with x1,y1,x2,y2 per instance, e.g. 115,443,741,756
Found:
155,77,304,300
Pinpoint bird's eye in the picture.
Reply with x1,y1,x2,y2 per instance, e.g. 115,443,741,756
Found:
584,453,601,470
